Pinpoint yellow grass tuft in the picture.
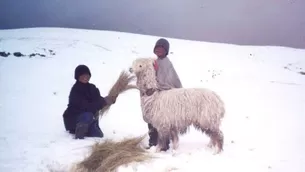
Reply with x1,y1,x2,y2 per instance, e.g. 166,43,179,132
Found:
99,70,138,117
71,135,153,172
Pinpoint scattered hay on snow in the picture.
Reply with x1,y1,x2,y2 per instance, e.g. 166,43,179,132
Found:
70,135,153,172
99,70,138,117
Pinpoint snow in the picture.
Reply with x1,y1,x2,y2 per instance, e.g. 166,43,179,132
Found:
0,27,305,172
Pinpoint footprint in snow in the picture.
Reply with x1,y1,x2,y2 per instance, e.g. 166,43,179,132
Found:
284,63,305,76
249,148,256,151
207,69,222,79
132,50,139,54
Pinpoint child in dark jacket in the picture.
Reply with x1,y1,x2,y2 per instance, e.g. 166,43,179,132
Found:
63,65,116,139
147,38,183,151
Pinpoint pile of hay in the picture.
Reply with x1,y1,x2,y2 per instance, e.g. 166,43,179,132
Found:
98,70,138,117
70,135,153,172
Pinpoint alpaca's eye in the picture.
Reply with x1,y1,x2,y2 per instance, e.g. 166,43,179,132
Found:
139,65,142,68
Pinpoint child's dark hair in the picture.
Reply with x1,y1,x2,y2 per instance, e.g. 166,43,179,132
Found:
74,65,91,80
154,38,170,56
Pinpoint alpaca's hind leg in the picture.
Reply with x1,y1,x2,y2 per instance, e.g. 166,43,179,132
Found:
170,128,179,150
205,129,224,154
193,123,214,148
207,141,213,148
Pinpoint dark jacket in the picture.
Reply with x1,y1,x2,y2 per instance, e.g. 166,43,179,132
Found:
63,81,107,131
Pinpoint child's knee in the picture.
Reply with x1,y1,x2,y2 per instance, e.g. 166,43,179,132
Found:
77,112,95,124
88,122,103,138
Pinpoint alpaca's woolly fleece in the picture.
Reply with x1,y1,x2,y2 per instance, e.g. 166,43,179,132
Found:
130,57,225,153
142,88,225,132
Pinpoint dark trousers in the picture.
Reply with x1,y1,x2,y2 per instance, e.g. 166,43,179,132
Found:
75,112,104,139
148,123,170,151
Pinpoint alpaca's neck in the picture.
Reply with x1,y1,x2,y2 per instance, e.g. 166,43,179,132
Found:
136,69,158,91
136,68,158,124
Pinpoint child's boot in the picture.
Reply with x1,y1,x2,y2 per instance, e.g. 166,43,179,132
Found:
75,122,89,139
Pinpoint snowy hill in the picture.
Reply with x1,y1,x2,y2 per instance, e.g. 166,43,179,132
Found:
0,28,305,172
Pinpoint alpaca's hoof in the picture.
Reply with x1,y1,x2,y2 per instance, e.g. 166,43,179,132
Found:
171,149,178,156
212,146,222,155
155,146,162,153
212,150,218,155
155,149,161,153
144,145,152,150
172,142,179,150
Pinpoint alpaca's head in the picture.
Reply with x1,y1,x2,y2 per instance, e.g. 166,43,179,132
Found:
129,57,156,76
129,57,158,90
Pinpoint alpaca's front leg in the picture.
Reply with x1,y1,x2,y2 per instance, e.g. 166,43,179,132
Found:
155,132,170,153
155,136,163,153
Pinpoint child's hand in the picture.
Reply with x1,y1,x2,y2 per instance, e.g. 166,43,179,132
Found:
146,88,156,96
105,96,116,105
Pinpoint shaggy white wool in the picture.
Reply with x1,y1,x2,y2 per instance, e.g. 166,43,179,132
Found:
142,88,225,131
130,57,225,153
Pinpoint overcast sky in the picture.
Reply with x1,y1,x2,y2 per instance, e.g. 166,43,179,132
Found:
1,0,304,49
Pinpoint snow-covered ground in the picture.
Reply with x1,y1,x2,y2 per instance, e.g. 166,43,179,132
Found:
0,28,305,172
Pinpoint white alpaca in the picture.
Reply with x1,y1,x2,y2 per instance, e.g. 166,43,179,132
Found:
129,57,226,154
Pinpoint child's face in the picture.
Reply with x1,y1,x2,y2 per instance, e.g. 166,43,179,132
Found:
154,46,166,58
79,74,90,83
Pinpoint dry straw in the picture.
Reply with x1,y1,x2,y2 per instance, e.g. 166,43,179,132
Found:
98,70,138,117
71,135,153,172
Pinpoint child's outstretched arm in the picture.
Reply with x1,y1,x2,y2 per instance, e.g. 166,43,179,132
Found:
89,85,111,112
94,87,109,110
69,86,107,113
